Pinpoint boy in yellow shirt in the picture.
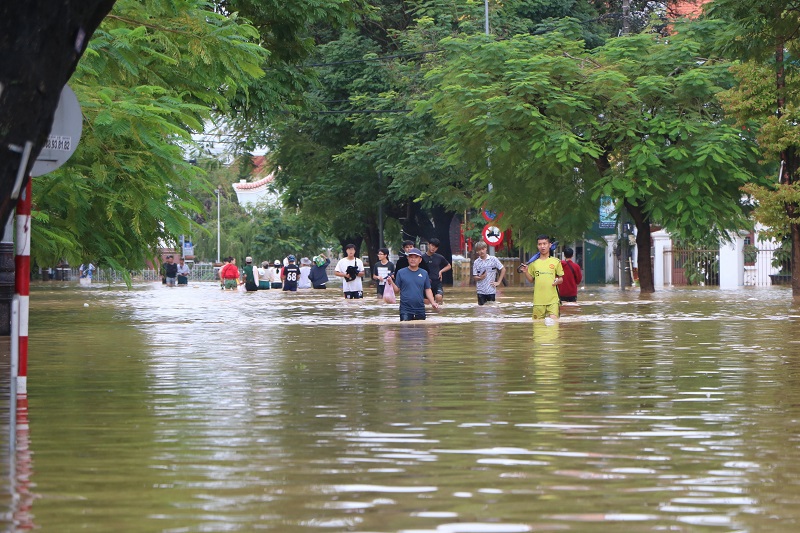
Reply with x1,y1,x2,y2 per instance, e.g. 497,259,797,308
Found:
523,235,564,320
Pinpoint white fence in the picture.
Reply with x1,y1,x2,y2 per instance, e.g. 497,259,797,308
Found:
743,243,790,287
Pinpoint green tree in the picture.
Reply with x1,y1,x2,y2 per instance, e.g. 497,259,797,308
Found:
706,0,800,296
217,0,362,149
260,0,683,273
31,0,268,273
427,22,763,292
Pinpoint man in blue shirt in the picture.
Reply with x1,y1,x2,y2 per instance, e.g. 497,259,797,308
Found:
386,248,439,321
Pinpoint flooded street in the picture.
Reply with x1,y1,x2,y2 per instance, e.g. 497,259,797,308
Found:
12,282,800,531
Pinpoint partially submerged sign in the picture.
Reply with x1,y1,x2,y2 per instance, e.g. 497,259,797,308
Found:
31,85,82,177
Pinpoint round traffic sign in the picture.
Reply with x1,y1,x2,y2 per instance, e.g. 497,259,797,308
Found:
482,224,504,247
482,209,500,222
31,84,82,177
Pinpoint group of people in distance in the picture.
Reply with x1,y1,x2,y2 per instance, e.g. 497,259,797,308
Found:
160,255,191,287
340,238,451,322
219,253,332,292
210,233,583,323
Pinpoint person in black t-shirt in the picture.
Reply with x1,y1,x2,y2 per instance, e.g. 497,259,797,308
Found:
163,255,178,287
423,238,451,305
281,255,301,291
393,240,428,278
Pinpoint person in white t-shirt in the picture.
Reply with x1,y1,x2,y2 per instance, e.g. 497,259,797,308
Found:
298,257,312,289
371,247,395,298
268,260,283,289
472,240,506,305
334,244,365,299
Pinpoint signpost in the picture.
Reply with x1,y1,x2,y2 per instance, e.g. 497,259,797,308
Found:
482,224,504,248
31,85,82,177
14,84,83,396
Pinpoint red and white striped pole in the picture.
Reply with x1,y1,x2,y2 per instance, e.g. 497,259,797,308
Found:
14,180,31,394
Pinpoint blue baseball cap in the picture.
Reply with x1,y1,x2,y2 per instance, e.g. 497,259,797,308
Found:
407,248,423,257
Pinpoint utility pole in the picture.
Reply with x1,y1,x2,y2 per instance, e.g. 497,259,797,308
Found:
622,0,630,36
216,188,221,263
377,171,384,248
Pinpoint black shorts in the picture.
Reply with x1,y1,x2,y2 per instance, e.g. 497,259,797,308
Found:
560,295,577,303
429,279,444,296
477,293,496,306
377,284,386,297
344,291,363,299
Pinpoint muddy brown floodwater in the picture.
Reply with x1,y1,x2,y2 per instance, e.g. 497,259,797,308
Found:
5,282,800,532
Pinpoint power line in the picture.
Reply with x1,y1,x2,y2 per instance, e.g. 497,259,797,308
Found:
301,13,628,69
307,49,442,68
312,109,408,114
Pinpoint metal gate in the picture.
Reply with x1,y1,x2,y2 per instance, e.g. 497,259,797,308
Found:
663,249,720,286
743,243,791,286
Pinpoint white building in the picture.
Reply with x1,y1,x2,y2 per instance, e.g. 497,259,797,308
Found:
231,156,278,209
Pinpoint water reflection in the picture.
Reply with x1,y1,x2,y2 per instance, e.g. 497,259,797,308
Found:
11,283,800,531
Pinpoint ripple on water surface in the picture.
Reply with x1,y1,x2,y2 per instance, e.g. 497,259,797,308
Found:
19,282,800,531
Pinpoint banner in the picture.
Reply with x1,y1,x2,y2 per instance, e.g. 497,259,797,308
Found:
599,196,616,229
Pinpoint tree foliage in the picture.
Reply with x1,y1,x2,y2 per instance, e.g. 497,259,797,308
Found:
426,21,763,291
706,0,800,293
265,2,601,265
31,0,265,271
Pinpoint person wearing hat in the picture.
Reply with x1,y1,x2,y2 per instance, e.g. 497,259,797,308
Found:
268,260,283,289
281,255,301,292
308,253,330,289
241,256,260,292
335,244,365,299
257,261,271,290
386,247,439,321
298,257,312,289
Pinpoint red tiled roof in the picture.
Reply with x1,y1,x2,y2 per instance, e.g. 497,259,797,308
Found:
252,155,270,177
233,173,274,190
670,0,708,18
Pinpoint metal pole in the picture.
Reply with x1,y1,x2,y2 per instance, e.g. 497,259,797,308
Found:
484,0,490,35
216,188,221,263
622,0,630,36
378,171,384,248
14,180,31,394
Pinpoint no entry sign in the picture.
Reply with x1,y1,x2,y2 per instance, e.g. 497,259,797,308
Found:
482,224,504,247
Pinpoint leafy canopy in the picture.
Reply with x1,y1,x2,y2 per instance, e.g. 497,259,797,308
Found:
33,0,266,272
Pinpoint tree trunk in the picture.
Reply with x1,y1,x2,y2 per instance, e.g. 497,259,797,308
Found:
0,1,117,225
337,235,363,257
0,1,117,335
400,201,434,245
776,40,800,299
625,199,655,293
361,217,380,280
429,205,456,286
